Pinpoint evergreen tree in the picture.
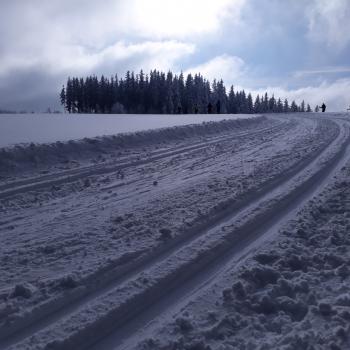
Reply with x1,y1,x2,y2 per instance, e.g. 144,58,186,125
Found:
184,73,194,113
216,80,227,113
228,86,237,113
60,86,66,111
290,100,298,112
263,93,269,112
246,93,254,113
254,95,261,113
268,94,276,112
276,98,283,113
65,77,73,113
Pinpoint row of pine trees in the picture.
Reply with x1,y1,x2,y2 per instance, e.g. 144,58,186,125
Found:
60,70,312,114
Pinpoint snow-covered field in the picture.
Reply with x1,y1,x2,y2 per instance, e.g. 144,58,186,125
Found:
0,113,254,147
1,113,350,350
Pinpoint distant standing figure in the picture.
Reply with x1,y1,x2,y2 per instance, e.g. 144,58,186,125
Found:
216,100,221,114
194,105,199,114
207,102,213,114
177,106,182,114
321,103,326,113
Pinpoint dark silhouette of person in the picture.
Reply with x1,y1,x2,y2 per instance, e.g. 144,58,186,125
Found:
177,106,182,114
194,105,199,114
216,100,221,114
207,102,213,114
321,103,326,113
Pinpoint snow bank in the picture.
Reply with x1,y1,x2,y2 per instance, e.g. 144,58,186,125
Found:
0,116,265,176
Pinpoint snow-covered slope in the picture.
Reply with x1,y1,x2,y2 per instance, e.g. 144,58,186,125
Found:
0,113,349,350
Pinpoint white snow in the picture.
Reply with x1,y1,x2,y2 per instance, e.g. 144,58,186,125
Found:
0,113,255,148
1,113,350,350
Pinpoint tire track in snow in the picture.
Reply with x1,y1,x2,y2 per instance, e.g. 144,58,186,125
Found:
1,116,346,349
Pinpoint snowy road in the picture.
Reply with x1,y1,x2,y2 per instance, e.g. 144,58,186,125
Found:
1,113,350,349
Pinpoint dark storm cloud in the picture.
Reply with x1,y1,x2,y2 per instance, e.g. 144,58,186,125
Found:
0,68,64,111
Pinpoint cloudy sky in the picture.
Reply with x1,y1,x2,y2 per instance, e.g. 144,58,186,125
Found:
1,0,350,112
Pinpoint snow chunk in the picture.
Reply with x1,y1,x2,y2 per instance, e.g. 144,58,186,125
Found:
240,265,280,287
58,274,79,289
318,301,334,316
175,316,194,332
11,283,37,299
159,228,172,240
335,294,350,307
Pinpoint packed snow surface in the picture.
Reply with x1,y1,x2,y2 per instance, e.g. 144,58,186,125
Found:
1,113,350,350
0,113,255,147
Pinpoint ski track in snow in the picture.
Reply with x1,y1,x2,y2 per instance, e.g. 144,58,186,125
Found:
0,113,350,349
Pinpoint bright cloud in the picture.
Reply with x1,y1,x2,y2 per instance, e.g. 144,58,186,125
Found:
186,55,246,85
120,0,246,38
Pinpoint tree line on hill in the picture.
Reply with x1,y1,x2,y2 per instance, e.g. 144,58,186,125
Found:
59,70,312,114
